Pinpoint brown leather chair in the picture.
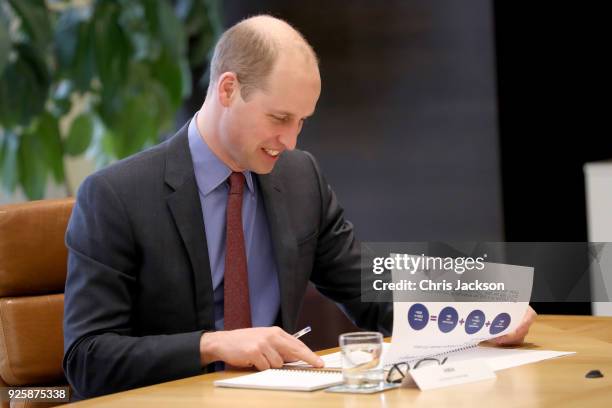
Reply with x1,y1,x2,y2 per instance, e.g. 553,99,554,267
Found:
0,199,74,407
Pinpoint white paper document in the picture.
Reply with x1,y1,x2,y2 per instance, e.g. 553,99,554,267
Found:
304,343,573,373
445,346,574,371
383,301,531,365
214,369,343,391
383,258,537,365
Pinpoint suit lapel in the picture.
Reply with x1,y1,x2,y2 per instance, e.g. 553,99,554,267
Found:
164,124,215,329
257,173,300,333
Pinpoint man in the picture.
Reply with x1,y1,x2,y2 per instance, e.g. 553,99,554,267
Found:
63,15,535,400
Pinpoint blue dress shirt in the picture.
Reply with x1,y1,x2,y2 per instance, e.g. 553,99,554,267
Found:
187,115,280,331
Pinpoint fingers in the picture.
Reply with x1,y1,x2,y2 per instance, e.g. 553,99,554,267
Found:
272,328,324,367
250,350,271,371
217,327,324,370
261,343,285,369
495,306,537,346
279,341,324,367
495,325,528,346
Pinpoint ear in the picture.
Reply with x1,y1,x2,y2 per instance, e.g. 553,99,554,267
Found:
217,72,240,107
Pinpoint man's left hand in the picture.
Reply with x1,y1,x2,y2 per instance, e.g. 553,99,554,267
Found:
492,306,537,346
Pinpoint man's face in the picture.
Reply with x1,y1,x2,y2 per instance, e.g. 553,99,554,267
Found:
217,54,321,174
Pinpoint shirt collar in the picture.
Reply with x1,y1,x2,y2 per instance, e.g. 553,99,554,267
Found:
188,112,254,196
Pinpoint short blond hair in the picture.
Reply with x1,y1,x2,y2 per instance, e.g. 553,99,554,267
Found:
209,15,317,100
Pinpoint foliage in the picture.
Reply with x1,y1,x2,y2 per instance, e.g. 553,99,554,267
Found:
0,0,222,199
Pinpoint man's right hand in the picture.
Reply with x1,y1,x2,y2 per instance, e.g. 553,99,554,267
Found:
199,326,324,370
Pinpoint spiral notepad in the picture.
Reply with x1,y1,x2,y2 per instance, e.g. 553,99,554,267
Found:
388,341,480,367
214,369,343,391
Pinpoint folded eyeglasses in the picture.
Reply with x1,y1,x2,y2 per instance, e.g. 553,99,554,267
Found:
386,357,448,384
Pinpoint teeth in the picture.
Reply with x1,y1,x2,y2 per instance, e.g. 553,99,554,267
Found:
264,149,280,157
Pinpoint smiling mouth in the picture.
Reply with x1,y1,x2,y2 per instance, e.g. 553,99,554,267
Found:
262,148,281,157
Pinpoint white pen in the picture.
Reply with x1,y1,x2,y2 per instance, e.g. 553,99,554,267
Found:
292,326,312,339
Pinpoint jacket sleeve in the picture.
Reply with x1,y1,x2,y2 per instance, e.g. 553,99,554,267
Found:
63,173,204,399
303,152,393,335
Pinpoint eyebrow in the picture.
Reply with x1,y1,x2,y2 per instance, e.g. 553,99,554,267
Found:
271,110,314,119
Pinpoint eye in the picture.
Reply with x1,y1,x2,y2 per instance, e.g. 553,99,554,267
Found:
271,115,289,123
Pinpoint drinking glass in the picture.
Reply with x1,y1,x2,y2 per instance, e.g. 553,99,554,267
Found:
339,332,384,389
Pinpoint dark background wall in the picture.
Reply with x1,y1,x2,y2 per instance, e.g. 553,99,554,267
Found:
494,2,610,315
181,1,610,348
222,0,504,242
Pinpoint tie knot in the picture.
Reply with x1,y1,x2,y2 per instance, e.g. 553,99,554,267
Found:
228,172,245,195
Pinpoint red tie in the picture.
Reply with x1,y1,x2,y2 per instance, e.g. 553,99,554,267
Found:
223,172,252,330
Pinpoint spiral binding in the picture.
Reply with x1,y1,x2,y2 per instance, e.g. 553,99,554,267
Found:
279,367,342,374
386,341,480,368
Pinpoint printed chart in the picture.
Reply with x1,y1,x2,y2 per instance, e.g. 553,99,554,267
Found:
407,303,512,335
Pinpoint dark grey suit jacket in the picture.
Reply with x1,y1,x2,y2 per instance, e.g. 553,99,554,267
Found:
63,123,392,399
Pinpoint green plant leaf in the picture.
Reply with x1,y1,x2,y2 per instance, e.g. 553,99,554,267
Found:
204,0,224,34
148,81,174,133
0,0,221,199
89,126,113,166
18,127,47,200
0,130,20,192
152,51,186,109
0,14,10,77
8,0,52,54
186,0,222,65
93,2,131,92
96,61,147,129
66,112,94,156
35,111,65,183
112,91,158,158
0,43,49,128
180,58,192,99
98,128,116,163
175,0,194,21
68,21,97,92
156,0,186,59
54,7,85,71
50,80,73,116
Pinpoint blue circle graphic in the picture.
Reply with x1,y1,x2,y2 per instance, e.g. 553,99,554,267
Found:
489,313,511,335
437,306,459,333
464,310,485,334
407,303,429,330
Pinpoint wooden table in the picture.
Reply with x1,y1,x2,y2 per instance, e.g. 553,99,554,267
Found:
67,315,612,407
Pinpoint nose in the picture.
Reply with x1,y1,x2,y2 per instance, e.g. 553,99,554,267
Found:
277,122,301,150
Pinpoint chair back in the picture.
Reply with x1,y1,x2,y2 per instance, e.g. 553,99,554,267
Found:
0,199,74,407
